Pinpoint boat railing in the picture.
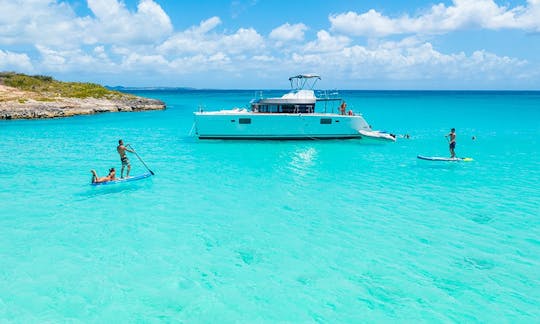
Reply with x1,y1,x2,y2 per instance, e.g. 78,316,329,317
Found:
316,89,341,102
249,88,345,114
315,89,342,114
253,90,264,100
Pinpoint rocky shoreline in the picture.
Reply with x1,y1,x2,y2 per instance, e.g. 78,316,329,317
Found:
0,85,165,120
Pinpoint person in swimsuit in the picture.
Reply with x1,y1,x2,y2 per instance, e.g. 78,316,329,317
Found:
91,168,116,183
339,101,347,115
445,128,456,158
117,139,135,178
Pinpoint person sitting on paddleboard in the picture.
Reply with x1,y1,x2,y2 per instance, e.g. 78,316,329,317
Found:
445,128,456,158
117,139,135,178
91,168,116,183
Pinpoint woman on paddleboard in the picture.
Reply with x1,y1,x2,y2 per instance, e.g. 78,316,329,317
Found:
91,168,117,183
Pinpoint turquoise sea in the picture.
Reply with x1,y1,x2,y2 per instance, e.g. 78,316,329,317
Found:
1,90,539,322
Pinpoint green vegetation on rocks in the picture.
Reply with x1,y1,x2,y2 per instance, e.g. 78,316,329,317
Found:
0,72,166,120
0,72,132,99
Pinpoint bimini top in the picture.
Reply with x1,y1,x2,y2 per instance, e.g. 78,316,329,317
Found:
288,74,321,81
288,74,321,90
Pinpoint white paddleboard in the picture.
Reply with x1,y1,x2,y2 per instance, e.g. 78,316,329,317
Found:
417,155,473,162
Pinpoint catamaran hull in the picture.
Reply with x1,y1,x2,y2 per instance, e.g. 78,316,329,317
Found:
194,112,371,140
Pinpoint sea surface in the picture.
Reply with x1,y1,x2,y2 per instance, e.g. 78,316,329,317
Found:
0,90,539,322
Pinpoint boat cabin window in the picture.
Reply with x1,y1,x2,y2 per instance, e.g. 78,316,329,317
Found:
252,104,279,113
252,104,314,113
239,118,251,124
320,118,332,124
281,104,314,113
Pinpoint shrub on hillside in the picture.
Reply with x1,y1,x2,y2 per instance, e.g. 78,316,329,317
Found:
0,72,129,99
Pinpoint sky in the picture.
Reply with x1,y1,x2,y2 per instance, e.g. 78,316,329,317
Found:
0,0,540,89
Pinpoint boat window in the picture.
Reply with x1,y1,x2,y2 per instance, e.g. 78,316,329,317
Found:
239,118,251,124
252,104,268,112
282,105,295,113
320,118,332,124
251,104,314,114
279,104,314,113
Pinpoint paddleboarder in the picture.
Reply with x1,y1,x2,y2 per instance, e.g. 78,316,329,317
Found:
445,128,456,158
117,139,135,178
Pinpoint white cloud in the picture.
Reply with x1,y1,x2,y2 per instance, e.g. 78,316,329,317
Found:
121,53,169,72
0,50,33,72
289,37,529,84
269,23,308,42
221,28,264,54
330,0,540,37
252,55,275,62
158,18,264,56
36,45,117,73
0,0,89,47
304,30,350,53
93,46,108,60
158,17,222,54
230,0,259,19
0,0,172,47
86,0,173,44
195,16,222,34
168,54,235,74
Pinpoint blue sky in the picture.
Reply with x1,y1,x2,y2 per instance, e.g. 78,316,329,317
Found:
1,0,539,89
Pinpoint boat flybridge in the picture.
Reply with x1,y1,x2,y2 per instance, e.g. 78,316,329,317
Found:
193,74,395,141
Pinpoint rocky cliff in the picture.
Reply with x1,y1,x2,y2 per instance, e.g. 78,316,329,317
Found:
0,73,166,120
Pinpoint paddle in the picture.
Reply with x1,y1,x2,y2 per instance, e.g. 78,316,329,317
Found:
127,144,155,175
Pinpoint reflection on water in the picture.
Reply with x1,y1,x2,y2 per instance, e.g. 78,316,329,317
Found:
75,180,153,200
289,146,317,177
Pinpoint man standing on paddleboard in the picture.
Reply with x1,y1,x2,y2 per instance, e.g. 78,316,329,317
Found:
445,128,456,158
117,139,135,178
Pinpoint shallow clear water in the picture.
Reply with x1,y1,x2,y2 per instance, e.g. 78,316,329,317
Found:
1,90,539,322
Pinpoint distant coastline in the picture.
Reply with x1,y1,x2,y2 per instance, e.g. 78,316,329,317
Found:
106,86,195,91
0,72,165,120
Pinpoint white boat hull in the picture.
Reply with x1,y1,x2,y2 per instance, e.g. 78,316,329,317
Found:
194,112,371,140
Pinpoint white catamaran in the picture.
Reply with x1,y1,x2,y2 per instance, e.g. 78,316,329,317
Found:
193,74,395,141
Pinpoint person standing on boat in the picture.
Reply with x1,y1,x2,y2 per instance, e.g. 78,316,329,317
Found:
117,139,135,178
445,128,456,158
340,101,347,115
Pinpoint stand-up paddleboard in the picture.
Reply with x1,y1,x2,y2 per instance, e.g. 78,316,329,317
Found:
417,155,473,162
91,172,153,186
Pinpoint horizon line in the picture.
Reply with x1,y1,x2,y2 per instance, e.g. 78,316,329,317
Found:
111,86,540,92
